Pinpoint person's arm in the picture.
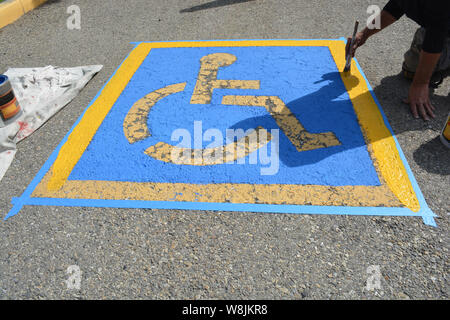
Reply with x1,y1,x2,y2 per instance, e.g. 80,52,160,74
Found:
346,0,404,57
404,51,441,120
347,0,448,121
346,9,398,57
403,1,448,120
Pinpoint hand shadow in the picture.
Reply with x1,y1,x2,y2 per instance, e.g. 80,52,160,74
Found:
228,71,449,171
228,71,367,167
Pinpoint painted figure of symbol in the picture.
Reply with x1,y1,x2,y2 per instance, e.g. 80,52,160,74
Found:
123,53,341,165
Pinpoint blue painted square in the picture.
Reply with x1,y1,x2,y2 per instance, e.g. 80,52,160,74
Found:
69,46,380,186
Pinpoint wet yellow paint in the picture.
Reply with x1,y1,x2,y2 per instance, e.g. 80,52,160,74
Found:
123,78,271,165
145,127,271,165
329,41,420,211
42,40,420,212
123,82,187,144
47,44,152,191
34,169,401,207
190,53,260,104
222,95,341,152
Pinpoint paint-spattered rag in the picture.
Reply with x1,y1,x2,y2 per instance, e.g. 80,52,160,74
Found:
0,65,102,181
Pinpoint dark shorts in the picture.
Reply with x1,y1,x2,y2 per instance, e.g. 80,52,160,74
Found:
403,27,450,72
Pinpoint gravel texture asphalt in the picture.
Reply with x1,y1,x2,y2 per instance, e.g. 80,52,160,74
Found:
0,0,448,299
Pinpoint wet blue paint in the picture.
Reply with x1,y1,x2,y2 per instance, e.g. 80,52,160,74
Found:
69,46,379,186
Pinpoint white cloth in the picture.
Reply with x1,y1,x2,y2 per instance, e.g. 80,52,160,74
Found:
0,65,102,181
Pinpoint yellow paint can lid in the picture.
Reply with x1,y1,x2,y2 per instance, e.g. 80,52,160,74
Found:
440,114,450,148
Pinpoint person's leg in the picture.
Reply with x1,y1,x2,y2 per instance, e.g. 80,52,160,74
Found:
431,38,450,88
436,36,450,73
402,27,425,79
402,27,450,87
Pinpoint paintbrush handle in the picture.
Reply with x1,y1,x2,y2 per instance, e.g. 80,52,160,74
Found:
345,21,359,71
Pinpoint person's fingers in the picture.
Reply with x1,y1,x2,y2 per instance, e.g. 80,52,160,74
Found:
410,103,419,119
417,103,430,121
352,38,363,56
345,38,356,57
346,38,353,48
352,43,358,57
425,101,435,118
345,38,351,53
347,33,367,58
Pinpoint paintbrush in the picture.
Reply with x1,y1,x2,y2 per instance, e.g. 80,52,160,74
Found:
344,21,359,74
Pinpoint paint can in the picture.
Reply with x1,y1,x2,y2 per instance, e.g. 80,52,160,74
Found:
440,113,450,149
0,74,22,127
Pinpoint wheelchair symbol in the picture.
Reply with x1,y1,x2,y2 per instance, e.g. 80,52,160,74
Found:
123,53,341,165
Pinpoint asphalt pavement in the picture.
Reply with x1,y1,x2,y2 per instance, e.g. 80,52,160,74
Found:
0,0,448,299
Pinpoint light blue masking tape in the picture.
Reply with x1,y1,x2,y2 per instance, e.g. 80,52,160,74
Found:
9,197,437,218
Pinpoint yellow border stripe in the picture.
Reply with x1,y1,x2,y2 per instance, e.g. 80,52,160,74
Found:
20,0,48,13
0,0,25,29
34,170,401,207
135,40,334,48
0,0,47,29
47,44,152,190
328,41,420,211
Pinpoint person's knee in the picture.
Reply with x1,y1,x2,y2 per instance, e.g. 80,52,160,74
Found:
403,28,425,73
436,38,450,72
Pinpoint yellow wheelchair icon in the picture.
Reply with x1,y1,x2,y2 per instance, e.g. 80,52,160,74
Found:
123,53,341,165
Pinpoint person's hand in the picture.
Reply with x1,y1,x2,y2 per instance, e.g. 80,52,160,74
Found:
403,83,435,121
345,30,368,58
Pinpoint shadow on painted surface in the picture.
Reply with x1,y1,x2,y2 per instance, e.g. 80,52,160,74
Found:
230,71,450,173
230,72,363,168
